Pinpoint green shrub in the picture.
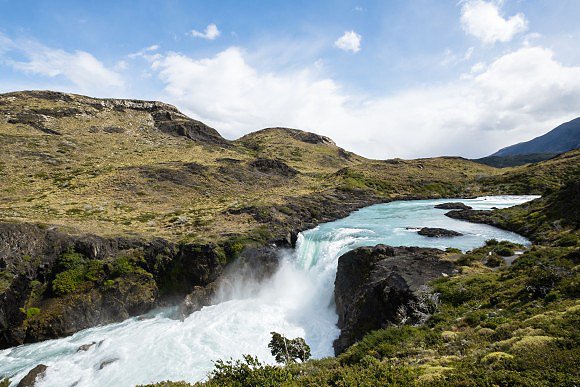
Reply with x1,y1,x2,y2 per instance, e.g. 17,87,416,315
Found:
112,256,134,277
433,273,499,306
495,246,515,257
26,307,41,318
85,260,106,282
556,233,578,247
340,326,440,364
103,279,116,289
525,265,565,299
224,238,246,262
207,355,293,386
486,254,504,268
52,268,84,295
55,251,86,271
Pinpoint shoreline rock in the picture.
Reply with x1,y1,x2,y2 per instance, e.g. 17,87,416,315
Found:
418,227,463,237
434,202,472,210
333,245,454,355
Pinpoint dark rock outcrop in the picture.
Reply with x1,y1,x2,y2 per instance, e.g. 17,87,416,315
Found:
150,109,228,146
287,129,335,145
3,90,229,146
444,209,495,224
249,158,298,177
434,202,472,210
418,227,463,237
7,113,61,135
333,245,454,354
17,364,48,387
0,222,224,348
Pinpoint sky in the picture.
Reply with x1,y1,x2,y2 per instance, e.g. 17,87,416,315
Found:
1,0,580,159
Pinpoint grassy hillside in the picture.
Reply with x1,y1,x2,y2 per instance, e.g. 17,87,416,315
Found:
0,90,503,243
0,91,354,243
3,91,578,246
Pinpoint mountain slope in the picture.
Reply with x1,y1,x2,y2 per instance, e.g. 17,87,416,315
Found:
1,90,578,244
0,90,520,244
493,117,580,156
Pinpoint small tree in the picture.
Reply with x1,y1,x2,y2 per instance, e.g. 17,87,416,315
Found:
268,332,311,364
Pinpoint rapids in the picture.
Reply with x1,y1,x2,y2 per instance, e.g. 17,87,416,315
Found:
0,196,537,386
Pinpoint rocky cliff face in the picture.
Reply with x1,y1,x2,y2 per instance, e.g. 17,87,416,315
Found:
333,245,454,354
0,222,225,348
178,246,283,318
2,90,228,146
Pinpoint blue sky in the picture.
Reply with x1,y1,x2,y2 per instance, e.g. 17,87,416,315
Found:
1,0,580,158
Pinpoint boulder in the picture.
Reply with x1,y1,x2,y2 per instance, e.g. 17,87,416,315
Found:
77,342,97,352
98,358,119,370
418,227,463,237
434,202,472,210
333,245,454,354
17,364,48,387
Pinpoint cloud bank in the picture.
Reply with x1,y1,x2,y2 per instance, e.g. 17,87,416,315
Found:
1,4,579,160
151,45,580,159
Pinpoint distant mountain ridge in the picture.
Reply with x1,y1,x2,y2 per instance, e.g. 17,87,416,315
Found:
493,117,580,156
475,117,580,167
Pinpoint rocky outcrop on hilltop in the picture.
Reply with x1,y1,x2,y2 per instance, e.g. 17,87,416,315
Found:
2,90,228,146
0,222,225,348
333,245,454,354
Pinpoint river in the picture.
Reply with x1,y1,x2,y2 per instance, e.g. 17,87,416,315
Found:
0,195,536,386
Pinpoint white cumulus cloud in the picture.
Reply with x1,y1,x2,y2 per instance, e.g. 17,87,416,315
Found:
190,24,221,40
334,31,361,53
149,45,580,159
1,35,124,95
461,0,528,44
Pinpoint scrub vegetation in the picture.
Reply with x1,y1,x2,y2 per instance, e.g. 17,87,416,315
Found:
2,91,577,245
1,91,578,385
